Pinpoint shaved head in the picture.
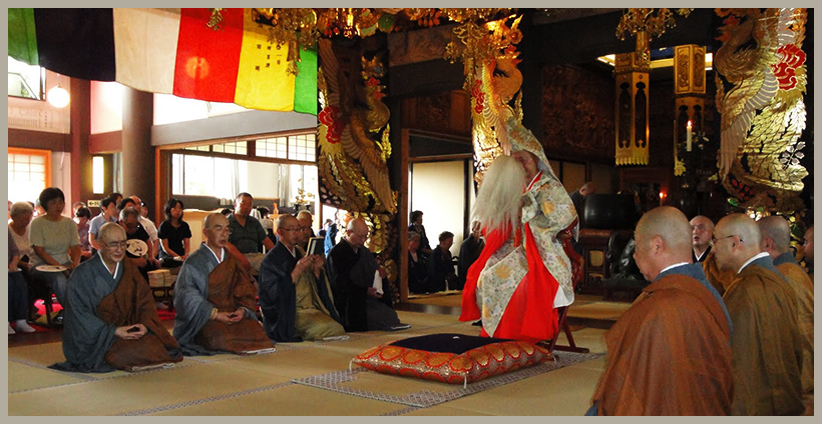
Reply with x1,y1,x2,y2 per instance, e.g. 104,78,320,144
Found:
690,215,715,253
713,214,762,272
276,213,297,230
803,225,814,264
758,215,792,256
204,212,228,230
632,207,694,281
99,222,126,244
636,206,693,253
345,218,370,250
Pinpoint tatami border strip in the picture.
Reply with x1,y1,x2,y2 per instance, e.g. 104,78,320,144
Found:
119,381,295,416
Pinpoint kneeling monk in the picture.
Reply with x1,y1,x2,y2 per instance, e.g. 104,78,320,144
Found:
258,214,345,342
50,223,182,372
461,117,580,343
173,213,274,355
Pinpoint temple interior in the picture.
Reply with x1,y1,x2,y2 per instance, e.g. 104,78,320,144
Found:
6,8,815,416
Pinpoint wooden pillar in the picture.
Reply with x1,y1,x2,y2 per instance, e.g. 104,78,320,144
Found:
69,79,94,209
614,31,651,166
121,88,155,216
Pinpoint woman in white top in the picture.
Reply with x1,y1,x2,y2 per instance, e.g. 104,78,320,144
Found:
29,187,81,307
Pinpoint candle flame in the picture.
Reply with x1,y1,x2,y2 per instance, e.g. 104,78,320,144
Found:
687,120,692,128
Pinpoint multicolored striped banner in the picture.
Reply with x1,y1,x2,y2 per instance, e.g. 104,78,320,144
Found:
8,8,317,115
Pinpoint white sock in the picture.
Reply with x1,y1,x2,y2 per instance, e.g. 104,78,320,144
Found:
14,319,36,333
9,323,15,335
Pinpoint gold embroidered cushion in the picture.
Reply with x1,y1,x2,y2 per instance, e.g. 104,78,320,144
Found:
352,333,552,385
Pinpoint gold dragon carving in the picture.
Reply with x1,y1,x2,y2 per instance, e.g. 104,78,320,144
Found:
714,8,808,214
316,38,399,297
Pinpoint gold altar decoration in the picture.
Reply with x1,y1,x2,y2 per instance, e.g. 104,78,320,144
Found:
614,8,693,166
614,50,650,166
714,8,808,214
673,44,707,176
615,8,694,42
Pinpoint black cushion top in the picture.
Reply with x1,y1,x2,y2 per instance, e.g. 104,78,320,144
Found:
389,333,513,354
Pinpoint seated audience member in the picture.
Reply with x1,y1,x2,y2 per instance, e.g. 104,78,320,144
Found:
257,207,277,245
258,214,344,342
117,197,138,215
120,207,160,281
226,192,275,274
408,210,432,257
457,221,485,291
326,218,409,332
713,213,804,415
324,216,339,256
8,201,34,268
131,195,159,258
319,219,332,238
569,181,595,228
89,197,119,251
49,223,183,372
173,213,273,355
157,198,192,268
9,201,38,320
33,199,45,217
759,216,814,405
9,230,36,334
588,207,733,415
74,206,93,260
427,231,456,293
407,232,428,294
29,187,81,306
804,225,814,282
108,192,124,208
71,201,86,215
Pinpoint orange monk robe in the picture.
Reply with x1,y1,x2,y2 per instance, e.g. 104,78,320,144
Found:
702,250,736,296
773,252,814,398
590,266,733,415
723,257,804,415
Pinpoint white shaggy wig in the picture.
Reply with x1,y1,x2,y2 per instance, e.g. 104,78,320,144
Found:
471,155,526,234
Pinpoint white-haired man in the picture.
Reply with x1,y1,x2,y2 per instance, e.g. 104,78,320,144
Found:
461,117,580,343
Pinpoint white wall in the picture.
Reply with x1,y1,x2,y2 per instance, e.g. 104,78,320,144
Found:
410,160,466,257
90,81,124,134
51,151,73,218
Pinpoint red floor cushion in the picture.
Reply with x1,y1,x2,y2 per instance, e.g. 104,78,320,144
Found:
352,333,553,386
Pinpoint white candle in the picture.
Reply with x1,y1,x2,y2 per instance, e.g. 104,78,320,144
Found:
686,120,692,152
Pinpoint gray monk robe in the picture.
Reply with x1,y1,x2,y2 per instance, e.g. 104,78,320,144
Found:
50,254,183,373
258,243,344,342
173,243,274,355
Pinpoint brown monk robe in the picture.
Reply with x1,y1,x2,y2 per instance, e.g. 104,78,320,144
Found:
724,260,804,415
702,250,736,296
590,269,733,415
193,256,274,354
97,260,183,371
773,254,814,404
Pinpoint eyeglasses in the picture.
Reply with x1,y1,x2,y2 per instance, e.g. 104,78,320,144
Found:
281,227,301,232
105,241,128,250
712,234,743,244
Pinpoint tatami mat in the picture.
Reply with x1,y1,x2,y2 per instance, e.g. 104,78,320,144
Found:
145,384,402,416
8,310,610,416
565,301,632,321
